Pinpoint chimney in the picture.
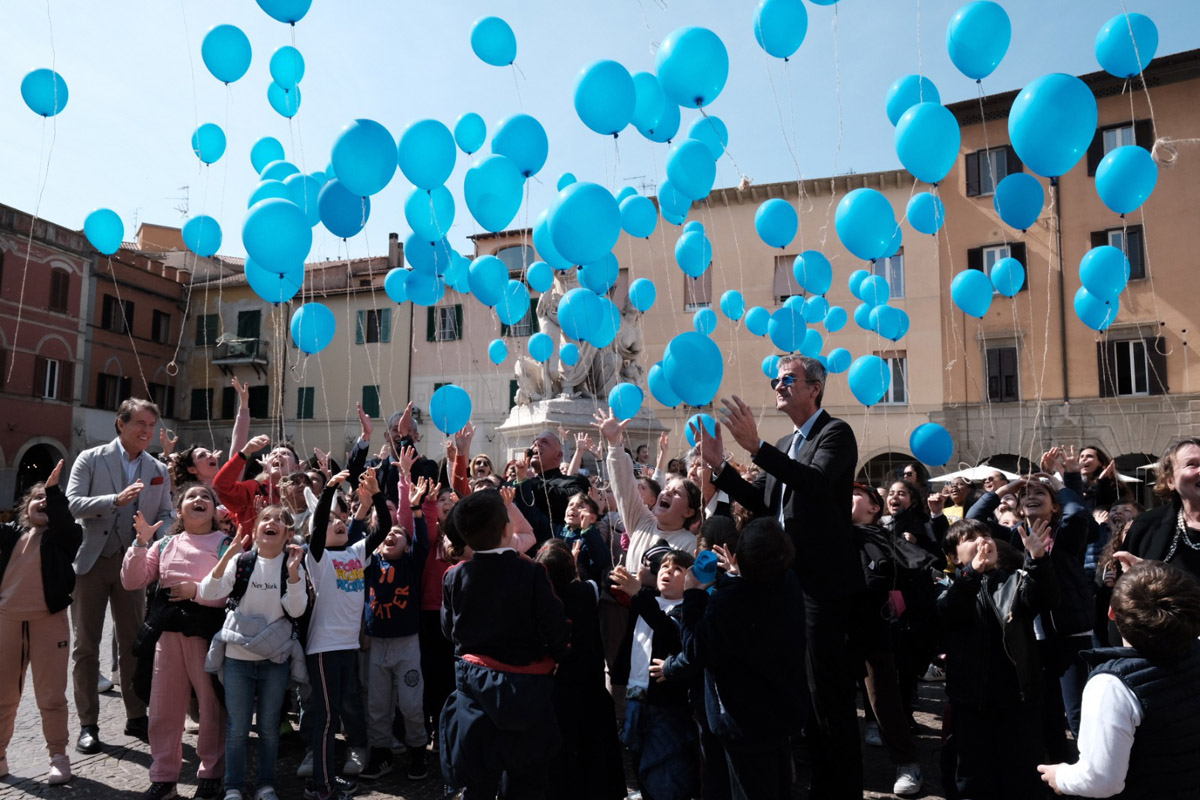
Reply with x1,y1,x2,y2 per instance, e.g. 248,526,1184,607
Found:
388,232,401,269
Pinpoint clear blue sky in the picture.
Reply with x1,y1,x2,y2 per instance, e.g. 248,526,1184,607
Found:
2,0,1196,262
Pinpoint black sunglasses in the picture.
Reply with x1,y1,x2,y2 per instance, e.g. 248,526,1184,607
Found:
770,374,818,390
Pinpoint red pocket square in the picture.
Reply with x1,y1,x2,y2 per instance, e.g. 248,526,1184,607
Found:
150,477,164,486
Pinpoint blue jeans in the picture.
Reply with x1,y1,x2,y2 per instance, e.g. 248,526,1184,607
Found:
223,657,289,793
623,698,699,800
307,649,367,791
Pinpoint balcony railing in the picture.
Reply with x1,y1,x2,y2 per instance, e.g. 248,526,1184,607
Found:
212,337,268,364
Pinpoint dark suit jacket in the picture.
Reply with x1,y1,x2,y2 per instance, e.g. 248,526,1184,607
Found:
1124,501,1200,583
514,468,590,531
713,410,864,601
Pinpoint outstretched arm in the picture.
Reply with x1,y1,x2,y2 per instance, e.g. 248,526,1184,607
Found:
229,377,251,457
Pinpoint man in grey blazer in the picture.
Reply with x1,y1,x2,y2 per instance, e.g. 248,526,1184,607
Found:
65,398,173,754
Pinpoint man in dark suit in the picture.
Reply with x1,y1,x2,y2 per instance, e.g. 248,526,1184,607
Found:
696,355,865,799
512,430,589,544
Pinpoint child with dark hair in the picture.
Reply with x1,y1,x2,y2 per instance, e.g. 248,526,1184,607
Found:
1038,560,1200,797
558,492,612,585
439,491,570,797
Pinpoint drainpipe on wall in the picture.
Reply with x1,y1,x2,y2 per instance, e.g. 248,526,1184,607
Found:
1053,178,1070,403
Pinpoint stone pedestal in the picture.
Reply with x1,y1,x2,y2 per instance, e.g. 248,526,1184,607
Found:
496,397,667,466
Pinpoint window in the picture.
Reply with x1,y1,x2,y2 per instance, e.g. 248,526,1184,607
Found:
296,387,315,420
879,355,908,405
986,347,1019,402
148,382,176,418
426,305,463,342
509,379,520,410
195,314,219,346
362,385,381,419
237,310,261,340
95,373,131,411
190,388,213,421
773,255,803,303
965,146,1021,197
247,385,270,419
1098,337,1166,397
684,270,712,310
1092,226,1145,281
872,249,905,299
33,357,71,401
1087,120,1154,175
48,269,70,312
152,310,172,344
967,242,1028,292
1103,125,1135,154
495,245,537,275
220,386,236,420
501,304,540,337
101,295,133,334
356,308,391,344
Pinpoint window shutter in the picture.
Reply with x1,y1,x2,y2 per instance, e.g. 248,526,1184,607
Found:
1086,129,1104,176
380,308,391,343
60,362,74,401
119,377,132,402
1147,336,1167,395
531,309,541,332
500,320,510,337
426,307,436,341
1134,119,1155,151
165,385,176,418
1001,348,1018,400
355,310,365,345
454,305,463,340
967,246,983,272
0,350,6,388
1097,341,1117,398
1005,145,1023,175
1010,242,1029,291
1090,231,1107,250
986,349,1000,401
965,152,981,197
32,357,46,397
1126,227,1145,280
221,386,236,419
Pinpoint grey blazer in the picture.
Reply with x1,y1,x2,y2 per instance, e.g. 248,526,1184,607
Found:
66,438,174,575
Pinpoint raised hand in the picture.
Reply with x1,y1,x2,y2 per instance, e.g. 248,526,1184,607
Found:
115,479,145,507
1061,445,1080,473
360,466,380,497
1099,460,1117,481
326,469,351,489
409,476,432,507
286,544,305,578
609,565,641,597
398,445,417,477
713,543,738,576
927,491,947,516
718,395,761,456
658,431,670,456
313,447,332,477
398,401,419,443
591,408,628,447
45,459,64,489
160,428,179,457
1020,517,1053,559
357,401,373,440
242,434,271,458
232,377,249,405
454,423,476,454
970,537,997,573
1040,447,1062,474
500,485,516,507
692,417,725,469
133,510,163,545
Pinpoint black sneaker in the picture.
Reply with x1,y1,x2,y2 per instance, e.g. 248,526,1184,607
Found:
194,777,221,799
304,778,357,800
140,782,179,800
407,748,429,781
359,749,392,781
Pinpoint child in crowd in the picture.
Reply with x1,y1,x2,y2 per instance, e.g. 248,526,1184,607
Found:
610,549,700,800
1037,560,1200,798
420,484,460,749
361,476,437,782
938,518,1058,799
558,492,613,584
199,506,308,800
439,491,570,797
122,486,229,800
214,435,300,539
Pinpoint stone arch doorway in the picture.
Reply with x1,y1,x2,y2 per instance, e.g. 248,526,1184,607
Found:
16,443,64,500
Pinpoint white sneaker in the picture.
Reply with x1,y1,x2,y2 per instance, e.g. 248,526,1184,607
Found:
48,753,72,785
920,663,946,682
98,675,115,693
864,721,883,747
343,745,368,776
296,749,313,778
894,763,923,796
223,791,243,800
253,787,279,800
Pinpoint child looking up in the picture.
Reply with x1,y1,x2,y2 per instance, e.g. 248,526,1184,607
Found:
558,492,612,585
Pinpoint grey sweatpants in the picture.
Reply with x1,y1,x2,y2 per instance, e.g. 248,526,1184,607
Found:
366,634,425,749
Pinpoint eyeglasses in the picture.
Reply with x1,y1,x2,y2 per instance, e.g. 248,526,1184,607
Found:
770,374,818,390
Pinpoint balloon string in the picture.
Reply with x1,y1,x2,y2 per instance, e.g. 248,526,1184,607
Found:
829,4,845,175
510,63,525,109
178,0,200,133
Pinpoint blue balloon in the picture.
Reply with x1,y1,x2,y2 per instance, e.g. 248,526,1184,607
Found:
249,180,290,208
397,120,454,191
720,290,745,321
883,225,903,259
1079,245,1130,302
910,423,954,466
318,179,370,238
560,343,580,367
551,182,621,266
835,188,897,261
792,251,832,295
183,215,222,257
895,102,961,184
558,173,578,191
853,302,873,331
468,255,508,307
1009,73,1098,178
886,74,940,126
487,338,507,365
951,269,994,318
745,306,770,336
683,221,705,235
848,268,870,299
202,24,252,84
848,355,891,406
575,60,635,136
384,268,409,304
492,114,548,177
826,347,852,374
527,262,553,293
1096,13,1158,78
533,208,572,270
580,252,619,295
768,306,807,352
269,46,305,90
946,1,1010,80
658,181,691,226
783,295,805,312
655,26,729,108
444,253,471,293
588,297,623,349
762,355,782,380
430,385,472,435
557,288,603,342
255,0,311,24
247,259,303,304
267,81,300,118
990,257,1025,297
894,309,911,340
20,69,68,116
260,160,299,182
283,173,321,226
797,329,822,358
290,303,336,355
85,209,124,255
860,275,891,307
674,230,713,278
754,0,808,59
685,413,717,447
331,119,396,198
1096,145,1158,215
648,362,682,407
870,305,904,341
906,192,945,235
471,16,517,67
666,139,716,201
251,137,285,173
993,173,1044,231
191,123,226,165
528,332,554,363
496,279,532,326
693,308,718,335
663,331,724,406
406,271,444,307
620,195,658,238
1074,287,1120,331
405,185,456,242
631,72,668,137
756,199,798,248
629,278,657,312
824,305,847,332
244,198,312,270
687,115,728,159
609,383,645,421
454,112,486,155
464,154,524,233
802,295,829,324
640,97,681,144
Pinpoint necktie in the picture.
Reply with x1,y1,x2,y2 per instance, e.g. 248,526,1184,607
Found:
778,431,802,525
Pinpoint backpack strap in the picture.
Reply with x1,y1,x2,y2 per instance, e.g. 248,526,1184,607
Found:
155,534,175,556
226,550,259,611
216,535,235,559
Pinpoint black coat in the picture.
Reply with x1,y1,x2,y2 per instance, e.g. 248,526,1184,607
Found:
1124,501,1200,584
0,485,83,614
514,468,590,532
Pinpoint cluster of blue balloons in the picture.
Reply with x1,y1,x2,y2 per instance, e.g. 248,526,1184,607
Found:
557,288,621,349
1075,246,1129,331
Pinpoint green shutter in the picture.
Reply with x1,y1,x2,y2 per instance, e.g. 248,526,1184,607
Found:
454,304,463,340
355,310,366,345
380,308,391,343
362,385,381,418
297,387,315,419
426,307,436,341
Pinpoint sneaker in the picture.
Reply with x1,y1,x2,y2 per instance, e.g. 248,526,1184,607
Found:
222,791,243,800
894,763,923,797
303,777,357,800
140,782,179,800
359,749,392,781
342,746,367,776
407,748,429,781
920,663,946,682
47,754,72,785
864,721,883,748
194,777,221,799
296,749,314,778
253,788,279,800
98,675,114,693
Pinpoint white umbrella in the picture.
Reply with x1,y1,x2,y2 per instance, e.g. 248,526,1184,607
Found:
928,465,1022,484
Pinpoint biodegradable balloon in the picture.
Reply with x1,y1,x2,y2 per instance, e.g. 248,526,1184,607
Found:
1074,287,1120,331
454,112,486,155
993,173,1044,230
471,16,517,67
289,303,335,354
802,295,829,324
870,305,904,341
384,268,409,304
886,74,940,126
558,288,604,342
768,306,807,352
640,98,680,144
269,45,305,90
745,306,770,336
895,102,961,184
496,279,531,326
560,343,580,367
685,413,717,447
251,137,285,173
444,253,471,293
658,181,691,226
663,331,724,406
202,24,252,84
260,160,299,182
1009,73,1098,178
655,26,729,108
245,199,311,270
488,338,507,365
674,230,713,278
906,192,945,235
990,257,1025,297
430,385,472,435
492,114,548,177
853,303,873,331
559,173,578,191
406,270,444,306
533,208,572,270
648,362,682,407
397,120,455,190
720,290,745,321
946,1,1010,80
631,72,668,137
835,189,896,261
755,199,798,248
683,221,705,235
191,123,226,165
1095,13,1158,78
256,0,311,24
911,423,954,466
246,259,303,304
951,269,994,318
762,355,782,380
527,261,553,293
405,186,455,242
693,308,718,335
620,195,658,238
580,252,619,295
860,275,890,307
550,182,621,266
848,269,870,299
283,173,321,226
249,180,290,208
848,355,891,406
687,115,728,159
1079,246,1130,301
528,332,554,363
824,305,847,333
20,69,68,116
331,119,396,197
1095,145,1158,214
588,297,623,348
574,60,635,136
464,154,524,233
85,209,124,255
318,180,370,238
609,383,644,421
791,251,832,296
754,0,808,59
628,278,657,312
267,82,300,118
826,347,852,374
468,255,508,307
666,139,717,201
182,216,222,257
